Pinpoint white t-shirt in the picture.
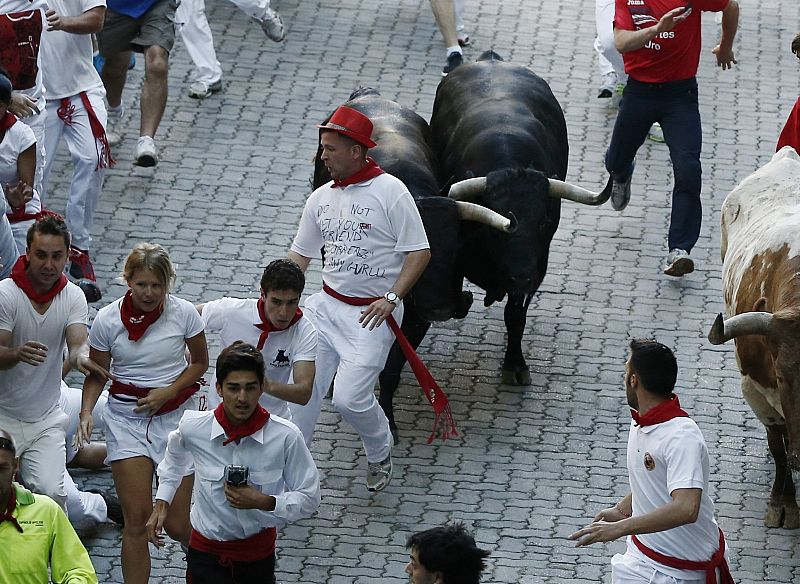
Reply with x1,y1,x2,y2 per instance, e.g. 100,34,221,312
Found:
0,120,41,218
626,417,723,579
0,194,19,279
202,297,317,419
290,173,429,298
89,295,205,415
0,0,47,108
40,0,106,99
0,279,87,421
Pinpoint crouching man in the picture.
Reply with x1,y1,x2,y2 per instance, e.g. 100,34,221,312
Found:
146,341,320,583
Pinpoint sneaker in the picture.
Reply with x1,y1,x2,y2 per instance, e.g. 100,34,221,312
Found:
106,107,124,147
609,160,635,211
188,79,223,99
648,122,665,143
366,454,392,492
256,7,285,42
457,33,470,47
442,51,463,77
597,72,617,98
68,247,102,303
87,489,124,526
134,135,158,167
664,249,694,277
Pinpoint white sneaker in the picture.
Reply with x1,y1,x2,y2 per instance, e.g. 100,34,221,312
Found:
366,454,392,492
648,122,665,143
664,249,694,277
106,107,124,147
188,79,223,99
134,136,158,167
598,72,617,98
257,7,285,42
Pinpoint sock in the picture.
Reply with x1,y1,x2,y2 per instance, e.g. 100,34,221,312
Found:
446,45,462,57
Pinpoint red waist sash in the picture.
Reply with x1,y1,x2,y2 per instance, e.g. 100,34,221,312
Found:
189,527,276,564
631,529,734,584
109,380,200,416
322,283,458,443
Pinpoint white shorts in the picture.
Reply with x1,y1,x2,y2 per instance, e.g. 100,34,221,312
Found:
611,552,708,584
104,400,188,465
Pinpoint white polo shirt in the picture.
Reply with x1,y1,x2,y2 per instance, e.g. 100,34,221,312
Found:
201,297,317,420
290,173,429,298
625,417,723,579
156,409,320,540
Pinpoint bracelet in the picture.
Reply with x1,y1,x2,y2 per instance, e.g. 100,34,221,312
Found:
615,502,631,518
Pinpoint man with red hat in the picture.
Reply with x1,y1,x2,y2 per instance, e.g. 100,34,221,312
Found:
288,105,431,492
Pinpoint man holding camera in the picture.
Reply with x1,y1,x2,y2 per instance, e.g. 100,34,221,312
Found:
146,341,320,583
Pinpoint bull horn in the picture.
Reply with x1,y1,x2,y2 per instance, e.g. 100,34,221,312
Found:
455,201,517,233
707,311,773,345
547,175,613,206
448,177,487,202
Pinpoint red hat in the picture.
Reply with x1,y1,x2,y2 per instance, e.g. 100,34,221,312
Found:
316,105,377,149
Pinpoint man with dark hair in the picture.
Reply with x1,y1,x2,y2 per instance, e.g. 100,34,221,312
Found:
288,105,430,491
405,522,491,584
570,339,734,584
147,341,320,584
197,258,317,444
0,216,106,510
0,428,98,583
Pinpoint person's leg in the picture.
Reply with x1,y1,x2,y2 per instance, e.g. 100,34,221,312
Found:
112,456,157,584
40,99,66,202
595,0,626,83
604,83,657,181
176,0,223,91
101,51,133,109
162,473,194,546
232,553,276,583
430,0,458,48
64,468,108,526
661,81,703,253
228,0,269,19
139,45,169,139
17,413,69,510
186,547,236,583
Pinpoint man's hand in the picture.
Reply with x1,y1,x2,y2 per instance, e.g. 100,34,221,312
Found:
75,354,113,380
568,519,626,547
712,45,737,70
75,411,94,449
16,341,47,366
146,500,170,547
45,9,67,31
3,181,33,210
358,298,396,330
656,6,692,33
135,386,176,415
9,93,39,117
224,483,276,511
593,505,628,523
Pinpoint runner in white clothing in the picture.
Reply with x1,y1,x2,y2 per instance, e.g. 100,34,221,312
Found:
288,105,430,492
198,258,316,443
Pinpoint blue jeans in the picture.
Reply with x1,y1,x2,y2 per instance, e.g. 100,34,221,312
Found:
605,77,702,252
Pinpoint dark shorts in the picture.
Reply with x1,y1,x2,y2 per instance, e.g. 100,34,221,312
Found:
97,0,177,56
186,547,276,584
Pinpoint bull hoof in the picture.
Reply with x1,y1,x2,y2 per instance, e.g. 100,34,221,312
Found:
501,368,532,386
765,503,800,528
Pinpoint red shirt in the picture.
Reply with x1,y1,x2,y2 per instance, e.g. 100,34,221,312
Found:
777,97,800,152
614,0,729,83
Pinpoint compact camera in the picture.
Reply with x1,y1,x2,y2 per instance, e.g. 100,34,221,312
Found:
224,465,249,487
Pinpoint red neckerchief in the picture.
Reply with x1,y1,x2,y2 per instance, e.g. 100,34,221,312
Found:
1,112,16,131
214,403,270,446
631,394,689,427
120,290,163,342
255,298,303,350
0,488,23,533
332,157,385,188
10,256,68,305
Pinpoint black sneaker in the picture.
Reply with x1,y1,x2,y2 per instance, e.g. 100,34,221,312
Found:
68,247,102,303
88,489,124,526
442,52,463,77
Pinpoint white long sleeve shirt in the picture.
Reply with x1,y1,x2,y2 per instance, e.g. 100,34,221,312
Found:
156,409,320,540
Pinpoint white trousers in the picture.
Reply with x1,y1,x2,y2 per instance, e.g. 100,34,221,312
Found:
177,0,270,84
611,552,713,584
291,292,396,461
0,404,68,510
19,108,46,196
64,469,108,527
41,87,108,252
595,0,626,81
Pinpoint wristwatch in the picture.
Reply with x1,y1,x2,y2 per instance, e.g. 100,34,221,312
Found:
383,291,399,305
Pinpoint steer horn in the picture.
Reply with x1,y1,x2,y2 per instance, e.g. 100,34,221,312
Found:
455,201,517,232
547,175,613,206
448,177,487,202
707,311,773,345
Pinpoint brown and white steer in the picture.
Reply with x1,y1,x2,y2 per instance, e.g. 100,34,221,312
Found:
708,146,800,529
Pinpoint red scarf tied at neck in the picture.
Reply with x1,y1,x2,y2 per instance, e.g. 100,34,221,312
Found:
214,403,270,446
255,298,303,351
120,290,164,341
10,256,68,305
1,111,17,131
0,488,22,533
332,157,385,188
631,394,690,427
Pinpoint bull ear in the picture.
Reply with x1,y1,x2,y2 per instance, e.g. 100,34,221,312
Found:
707,311,773,344
547,175,613,206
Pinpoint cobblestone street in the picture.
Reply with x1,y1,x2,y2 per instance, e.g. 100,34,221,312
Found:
42,0,800,581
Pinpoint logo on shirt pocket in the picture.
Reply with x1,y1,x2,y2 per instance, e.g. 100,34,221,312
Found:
643,452,655,471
